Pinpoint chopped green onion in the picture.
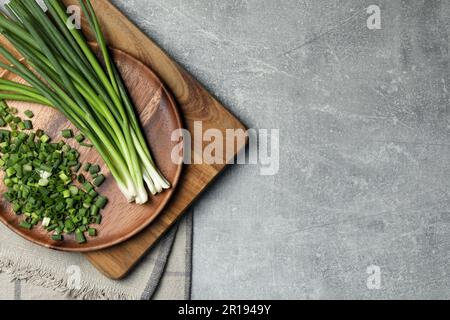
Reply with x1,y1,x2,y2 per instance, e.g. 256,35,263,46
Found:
40,134,50,143
1,116,107,243
61,129,73,139
80,143,93,148
47,224,58,232
38,178,49,186
73,163,81,172
64,220,75,233
88,189,98,198
19,221,32,229
75,229,86,244
94,196,108,209
89,164,100,174
69,185,79,195
90,205,99,216
4,114,13,123
42,217,51,227
23,120,33,130
93,174,105,187
83,182,93,192
51,234,63,241
77,174,86,183
74,133,85,143
59,172,70,182
83,163,91,172
24,110,34,118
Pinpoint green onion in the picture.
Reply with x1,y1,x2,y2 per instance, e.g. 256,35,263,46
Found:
75,229,86,244
23,120,32,129
19,221,32,229
77,174,86,183
83,163,91,172
51,234,63,241
83,181,93,192
64,220,75,233
47,224,58,232
88,189,98,198
93,174,105,187
61,129,73,138
73,163,81,172
24,110,34,118
94,195,108,209
69,185,79,195
6,167,16,177
0,102,107,244
89,164,100,174
42,217,51,227
4,114,13,123
40,134,50,143
90,205,99,216
0,0,170,204
88,228,96,237
80,142,93,148
74,133,85,143
38,178,49,186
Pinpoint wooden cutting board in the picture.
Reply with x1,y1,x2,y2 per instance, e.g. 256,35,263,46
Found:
61,0,248,279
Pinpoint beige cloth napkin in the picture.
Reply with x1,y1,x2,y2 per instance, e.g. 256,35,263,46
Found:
0,210,192,300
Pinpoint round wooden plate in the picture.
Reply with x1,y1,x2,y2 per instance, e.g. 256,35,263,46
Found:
0,48,183,252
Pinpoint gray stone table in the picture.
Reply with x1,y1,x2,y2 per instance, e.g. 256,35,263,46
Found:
114,0,450,299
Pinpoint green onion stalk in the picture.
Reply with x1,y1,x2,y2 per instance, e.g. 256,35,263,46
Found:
0,0,170,204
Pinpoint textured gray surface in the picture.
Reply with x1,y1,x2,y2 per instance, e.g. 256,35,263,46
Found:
113,0,450,299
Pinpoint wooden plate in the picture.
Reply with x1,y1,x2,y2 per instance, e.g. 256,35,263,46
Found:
0,48,183,252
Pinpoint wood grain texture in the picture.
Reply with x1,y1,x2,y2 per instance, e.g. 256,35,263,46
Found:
64,0,248,279
0,47,184,251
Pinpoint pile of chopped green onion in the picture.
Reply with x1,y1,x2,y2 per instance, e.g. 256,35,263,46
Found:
0,101,106,243
0,0,170,204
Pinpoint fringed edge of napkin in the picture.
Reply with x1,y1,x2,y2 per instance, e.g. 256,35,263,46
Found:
0,256,137,300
